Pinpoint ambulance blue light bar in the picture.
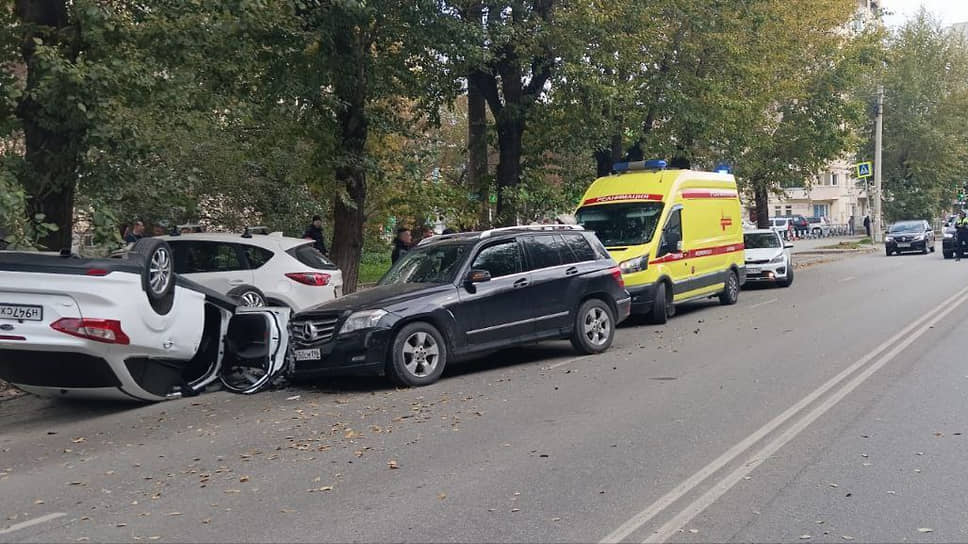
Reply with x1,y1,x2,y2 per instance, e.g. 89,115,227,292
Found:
613,159,667,173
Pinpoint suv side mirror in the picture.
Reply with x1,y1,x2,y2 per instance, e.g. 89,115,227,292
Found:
466,269,491,284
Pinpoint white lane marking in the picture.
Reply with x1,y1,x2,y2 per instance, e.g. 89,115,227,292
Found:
600,283,968,544
839,276,856,283
0,512,67,536
643,288,968,543
749,298,778,309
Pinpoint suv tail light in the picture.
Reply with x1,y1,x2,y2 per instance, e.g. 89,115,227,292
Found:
609,267,625,289
51,318,130,345
286,272,331,286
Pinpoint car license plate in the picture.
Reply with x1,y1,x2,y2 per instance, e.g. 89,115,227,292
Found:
0,303,43,321
898,242,911,248
294,348,321,361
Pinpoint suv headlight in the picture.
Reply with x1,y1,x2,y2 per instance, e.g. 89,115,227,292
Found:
885,236,894,242
913,234,924,241
339,309,388,335
945,232,954,239
769,253,786,264
619,256,648,274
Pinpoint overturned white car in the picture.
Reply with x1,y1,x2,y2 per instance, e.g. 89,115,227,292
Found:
0,239,290,401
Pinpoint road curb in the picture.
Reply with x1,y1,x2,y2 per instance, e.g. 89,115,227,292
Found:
796,248,877,255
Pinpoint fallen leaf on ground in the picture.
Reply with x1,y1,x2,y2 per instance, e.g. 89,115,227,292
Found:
224,489,241,494
34,500,44,505
287,395,301,401
166,512,182,517
438,493,447,500
116,523,127,528
841,536,854,541
799,535,811,540
511,508,520,512
388,460,399,469
239,476,249,483
72,437,86,443
918,528,934,533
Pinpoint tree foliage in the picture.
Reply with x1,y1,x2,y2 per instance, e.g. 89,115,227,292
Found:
876,11,968,222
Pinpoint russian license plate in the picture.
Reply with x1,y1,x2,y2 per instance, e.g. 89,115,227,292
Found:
898,242,911,248
0,303,43,321
294,348,321,361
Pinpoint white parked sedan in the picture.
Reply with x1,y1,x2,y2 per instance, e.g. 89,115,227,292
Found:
159,232,343,312
0,239,290,401
743,229,794,287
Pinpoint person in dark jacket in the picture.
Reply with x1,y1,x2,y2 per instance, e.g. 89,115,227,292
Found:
863,215,871,238
124,221,145,244
302,215,327,254
391,227,412,264
956,212,968,261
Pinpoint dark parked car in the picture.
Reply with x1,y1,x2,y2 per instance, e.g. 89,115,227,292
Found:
779,214,810,234
885,220,935,256
288,226,631,386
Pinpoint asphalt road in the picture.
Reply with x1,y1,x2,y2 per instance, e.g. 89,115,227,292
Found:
3,243,967,543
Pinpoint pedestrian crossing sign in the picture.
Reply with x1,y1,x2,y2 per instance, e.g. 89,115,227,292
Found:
855,161,872,179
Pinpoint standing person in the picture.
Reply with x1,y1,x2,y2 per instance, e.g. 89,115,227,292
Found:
956,212,968,261
391,227,412,264
124,221,145,244
863,215,871,238
848,215,855,236
302,215,327,255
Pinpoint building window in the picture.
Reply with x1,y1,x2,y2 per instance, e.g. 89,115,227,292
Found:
774,207,782,217
785,205,793,216
813,204,829,217
832,174,839,186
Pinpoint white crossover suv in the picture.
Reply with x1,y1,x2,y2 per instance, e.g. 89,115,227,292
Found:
0,239,291,401
160,232,343,312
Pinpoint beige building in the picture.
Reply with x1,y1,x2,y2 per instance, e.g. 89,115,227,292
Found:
756,160,870,226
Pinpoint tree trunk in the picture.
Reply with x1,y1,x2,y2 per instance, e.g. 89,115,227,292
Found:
468,83,489,228
329,31,368,294
594,132,623,178
754,181,771,229
15,0,77,251
494,116,524,226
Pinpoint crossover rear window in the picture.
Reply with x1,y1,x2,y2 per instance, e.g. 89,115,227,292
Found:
287,243,338,270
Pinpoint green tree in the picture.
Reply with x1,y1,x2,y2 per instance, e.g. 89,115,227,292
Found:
875,11,968,222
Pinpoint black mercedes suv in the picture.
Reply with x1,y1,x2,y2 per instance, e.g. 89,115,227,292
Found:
289,226,631,386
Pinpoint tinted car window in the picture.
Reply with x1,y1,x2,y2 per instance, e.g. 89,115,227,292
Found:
244,246,274,269
471,241,523,278
576,202,664,246
563,233,597,262
524,235,566,269
172,241,244,273
287,243,337,270
744,233,781,249
380,244,469,285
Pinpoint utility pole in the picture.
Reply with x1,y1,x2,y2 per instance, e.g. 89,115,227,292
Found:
873,85,884,243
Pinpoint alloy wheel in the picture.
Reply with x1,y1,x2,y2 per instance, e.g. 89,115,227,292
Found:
582,306,612,346
402,331,440,378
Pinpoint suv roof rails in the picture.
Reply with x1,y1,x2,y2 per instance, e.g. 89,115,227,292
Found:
479,224,584,239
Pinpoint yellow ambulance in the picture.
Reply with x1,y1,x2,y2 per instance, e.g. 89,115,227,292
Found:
575,160,745,323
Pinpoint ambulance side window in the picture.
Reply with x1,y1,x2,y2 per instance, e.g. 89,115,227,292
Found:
659,209,682,256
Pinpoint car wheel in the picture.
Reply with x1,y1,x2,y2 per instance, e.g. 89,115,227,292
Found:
885,249,892,256
777,266,794,288
228,286,267,307
571,299,616,355
648,282,673,324
387,322,447,387
719,271,740,305
129,238,175,315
